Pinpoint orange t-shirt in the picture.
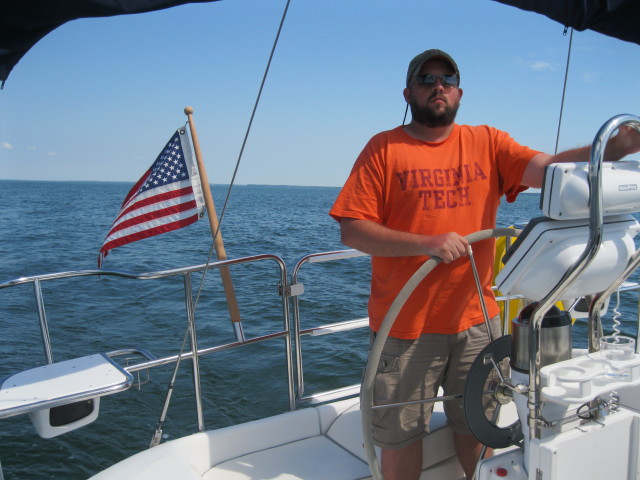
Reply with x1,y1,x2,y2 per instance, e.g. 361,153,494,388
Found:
330,124,539,339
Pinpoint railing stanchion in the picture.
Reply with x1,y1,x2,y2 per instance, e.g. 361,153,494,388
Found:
33,279,53,364
184,271,204,431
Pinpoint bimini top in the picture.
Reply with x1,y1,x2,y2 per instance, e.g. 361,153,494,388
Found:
1,0,640,86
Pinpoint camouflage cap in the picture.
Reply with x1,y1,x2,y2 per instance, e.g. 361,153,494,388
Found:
406,49,460,87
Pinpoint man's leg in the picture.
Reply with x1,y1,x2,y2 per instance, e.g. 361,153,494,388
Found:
371,333,446,480
454,432,492,479
445,318,502,478
381,440,423,480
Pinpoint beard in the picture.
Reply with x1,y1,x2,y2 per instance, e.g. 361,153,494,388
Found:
409,93,459,127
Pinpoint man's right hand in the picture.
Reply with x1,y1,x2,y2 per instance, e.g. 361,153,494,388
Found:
423,232,469,263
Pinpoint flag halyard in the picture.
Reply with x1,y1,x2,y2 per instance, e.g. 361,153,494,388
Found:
98,128,205,267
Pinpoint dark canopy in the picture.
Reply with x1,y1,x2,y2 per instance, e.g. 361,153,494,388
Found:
494,0,640,45
0,0,219,86
1,0,639,86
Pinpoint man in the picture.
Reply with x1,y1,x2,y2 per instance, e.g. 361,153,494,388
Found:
329,49,640,480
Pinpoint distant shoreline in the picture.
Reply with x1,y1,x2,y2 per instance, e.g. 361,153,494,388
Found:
0,178,542,193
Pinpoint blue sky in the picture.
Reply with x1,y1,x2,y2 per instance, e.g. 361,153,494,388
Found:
1,0,639,187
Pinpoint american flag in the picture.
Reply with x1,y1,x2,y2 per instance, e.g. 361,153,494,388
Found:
98,128,205,267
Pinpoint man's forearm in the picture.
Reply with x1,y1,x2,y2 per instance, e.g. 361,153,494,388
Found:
339,218,469,263
522,127,640,188
340,218,430,257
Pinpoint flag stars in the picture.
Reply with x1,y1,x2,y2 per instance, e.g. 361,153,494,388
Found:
139,136,192,193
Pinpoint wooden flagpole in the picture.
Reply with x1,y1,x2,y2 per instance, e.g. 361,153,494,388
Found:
184,106,244,342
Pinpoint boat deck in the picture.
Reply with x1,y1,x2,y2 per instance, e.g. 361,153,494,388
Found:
89,396,486,480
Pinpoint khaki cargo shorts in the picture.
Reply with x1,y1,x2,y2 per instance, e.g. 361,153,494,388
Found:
370,317,502,449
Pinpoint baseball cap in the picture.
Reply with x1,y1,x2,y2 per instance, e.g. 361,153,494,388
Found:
406,49,460,87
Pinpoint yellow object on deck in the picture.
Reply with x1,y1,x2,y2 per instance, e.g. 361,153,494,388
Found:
493,226,569,332
493,228,524,332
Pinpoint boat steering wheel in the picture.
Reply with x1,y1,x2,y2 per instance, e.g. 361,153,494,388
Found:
360,228,521,480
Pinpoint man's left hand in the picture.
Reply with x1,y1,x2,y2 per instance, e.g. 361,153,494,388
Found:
608,125,640,160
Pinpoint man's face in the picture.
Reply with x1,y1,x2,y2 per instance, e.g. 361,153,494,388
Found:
404,58,463,128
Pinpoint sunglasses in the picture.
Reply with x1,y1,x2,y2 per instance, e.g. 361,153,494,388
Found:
413,74,459,88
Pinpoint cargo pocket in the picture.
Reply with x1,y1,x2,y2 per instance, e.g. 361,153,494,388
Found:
374,352,401,404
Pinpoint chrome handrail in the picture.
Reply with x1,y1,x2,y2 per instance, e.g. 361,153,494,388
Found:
2,237,640,456
527,114,640,440
0,254,286,288
290,248,370,405
0,253,293,424
0,249,373,424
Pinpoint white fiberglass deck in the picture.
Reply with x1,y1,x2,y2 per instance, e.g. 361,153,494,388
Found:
90,396,503,480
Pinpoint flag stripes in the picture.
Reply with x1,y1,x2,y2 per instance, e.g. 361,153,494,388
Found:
98,128,204,266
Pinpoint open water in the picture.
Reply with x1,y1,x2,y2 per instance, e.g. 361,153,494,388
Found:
0,181,637,479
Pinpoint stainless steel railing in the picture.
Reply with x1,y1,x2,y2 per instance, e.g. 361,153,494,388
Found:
0,249,373,426
2,242,639,437
290,248,370,405
0,254,292,426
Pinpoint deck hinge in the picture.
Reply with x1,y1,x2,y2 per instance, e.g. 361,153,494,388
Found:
279,282,304,297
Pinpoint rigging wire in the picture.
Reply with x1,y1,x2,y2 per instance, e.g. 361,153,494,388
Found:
404,28,574,149
193,0,291,310
555,27,574,155
150,0,292,440
402,27,576,140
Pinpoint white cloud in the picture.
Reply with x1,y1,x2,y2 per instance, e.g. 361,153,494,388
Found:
515,57,555,72
46,151,56,156
530,61,553,71
581,72,598,84
1,142,13,150
27,146,37,150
